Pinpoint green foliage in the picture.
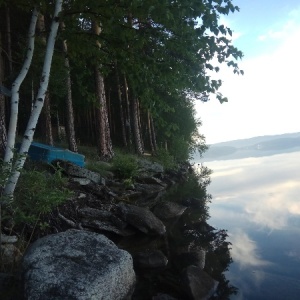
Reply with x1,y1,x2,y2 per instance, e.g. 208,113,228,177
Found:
11,167,73,225
164,167,212,207
112,152,139,179
154,148,176,171
85,161,112,177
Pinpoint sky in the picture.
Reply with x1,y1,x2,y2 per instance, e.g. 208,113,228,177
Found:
195,0,300,144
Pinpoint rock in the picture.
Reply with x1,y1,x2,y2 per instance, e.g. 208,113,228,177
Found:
1,234,18,244
135,190,165,208
81,219,136,236
57,160,105,184
134,183,166,196
71,177,91,185
135,176,167,187
181,265,218,300
0,244,22,265
22,229,136,300
174,249,206,270
116,203,166,236
134,250,168,269
137,158,164,174
78,207,112,220
153,201,187,220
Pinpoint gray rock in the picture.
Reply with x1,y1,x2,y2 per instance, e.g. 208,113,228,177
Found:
22,229,136,300
181,265,218,300
1,234,18,244
153,201,187,220
71,177,91,185
174,250,206,270
134,250,168,269
137,158,164,174
78,207,112,220
134,183,166,196
81,219,136,236
116,203,166,236
135,176,167,187
59,160,105,184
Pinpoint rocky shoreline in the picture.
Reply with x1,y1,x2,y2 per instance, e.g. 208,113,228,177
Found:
0,158,234,299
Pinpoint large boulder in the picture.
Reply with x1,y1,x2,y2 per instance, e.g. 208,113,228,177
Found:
116,203,166,236
22,229,136,300
133,250,168,269
181,265,218,300
153,201,187,221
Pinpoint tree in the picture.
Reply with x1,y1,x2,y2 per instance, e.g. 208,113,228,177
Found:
61,21,78,152
3,0,63,197
3,6,39,166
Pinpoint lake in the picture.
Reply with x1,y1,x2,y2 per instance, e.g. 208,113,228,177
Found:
200,151,300,300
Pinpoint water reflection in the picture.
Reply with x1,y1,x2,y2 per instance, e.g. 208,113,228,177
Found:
202,151,300,300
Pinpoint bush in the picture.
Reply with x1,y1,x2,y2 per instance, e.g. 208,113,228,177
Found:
85,161,112,177
12,167,73,225
112,153,138,179
154,148,176,171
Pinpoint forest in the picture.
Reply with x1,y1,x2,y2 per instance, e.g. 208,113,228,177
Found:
0,0,243,196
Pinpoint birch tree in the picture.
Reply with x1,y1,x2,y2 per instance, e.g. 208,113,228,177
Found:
3,0,63,197
3,6,39,166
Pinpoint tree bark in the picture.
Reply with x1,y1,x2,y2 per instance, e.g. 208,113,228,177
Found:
132,97,144,155
124,76,132,147
44,92,54,145
93,21,113,160
94,67,113,160
37,13,54,146
4,0,63,197
147,110,154,153
5,7,13,75
61,22,78,152
116,68,127,147
0,32,7,158
4,6,39,165
150,114,157,152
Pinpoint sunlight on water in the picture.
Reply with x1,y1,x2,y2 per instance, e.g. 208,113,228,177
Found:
199,151,300,300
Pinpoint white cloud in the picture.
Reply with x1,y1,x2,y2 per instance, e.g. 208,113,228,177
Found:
207,152,300,231
229,229,271,269
196,8,300,144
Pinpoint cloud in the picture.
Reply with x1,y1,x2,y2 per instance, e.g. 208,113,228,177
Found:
196,17,300,144
229,229,271,269
258,7,300,42
207,152,300,230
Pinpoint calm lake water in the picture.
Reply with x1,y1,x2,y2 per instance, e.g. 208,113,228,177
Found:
201,151,300,300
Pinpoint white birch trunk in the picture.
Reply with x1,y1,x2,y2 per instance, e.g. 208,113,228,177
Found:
3,7,38,165
4,0,63,197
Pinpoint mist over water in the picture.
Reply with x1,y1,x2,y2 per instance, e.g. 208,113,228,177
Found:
200,151,300,300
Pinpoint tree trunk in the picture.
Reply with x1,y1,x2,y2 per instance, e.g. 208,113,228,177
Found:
61,22,78,152
132,97,144,155
4,0,63,197
94,68,113,160
150,114,158,152
3,6,39,165
5,7,13,75
44,92,53,145
37,13,54,146
0,32,7,158
147,110,154,153
116,69,127,147
124,76,132,147
93,21,113,160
